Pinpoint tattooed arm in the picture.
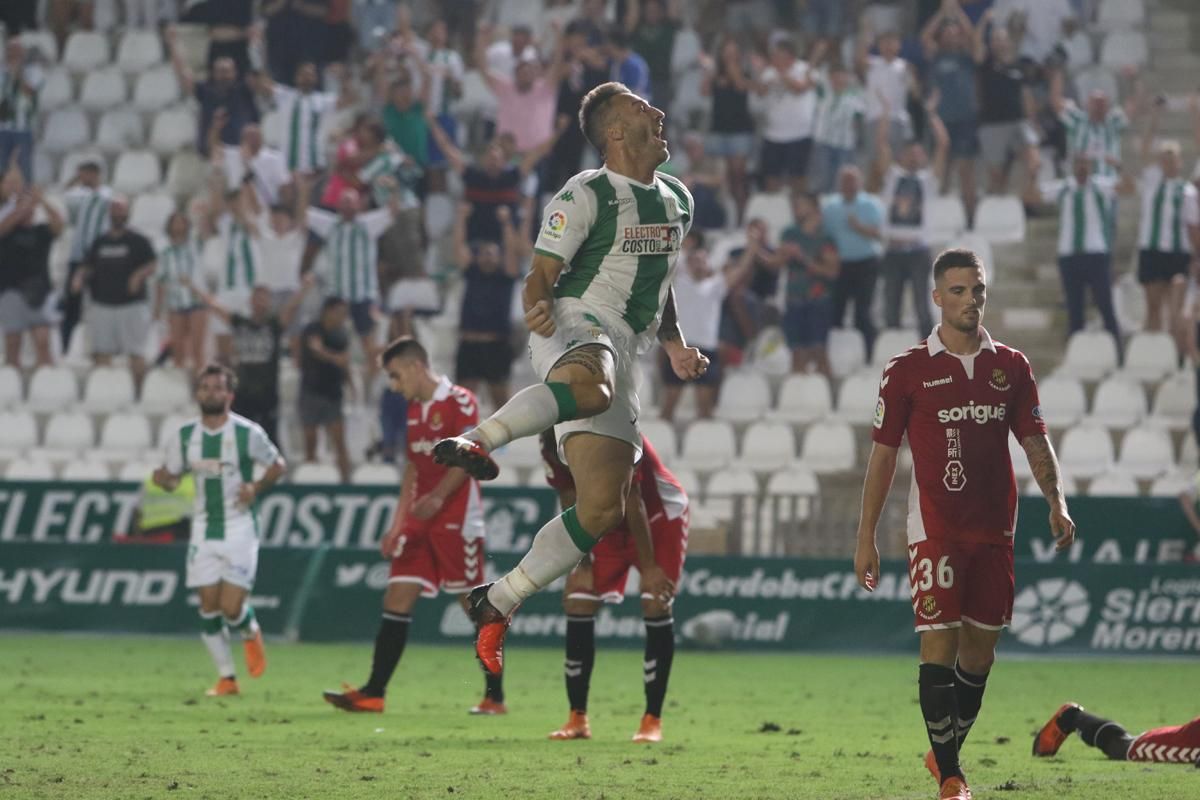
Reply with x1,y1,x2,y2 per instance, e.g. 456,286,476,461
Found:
1021,433,1076,551
657,286,709,381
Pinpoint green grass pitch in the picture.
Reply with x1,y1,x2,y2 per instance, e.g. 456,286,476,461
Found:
2,634,1196,799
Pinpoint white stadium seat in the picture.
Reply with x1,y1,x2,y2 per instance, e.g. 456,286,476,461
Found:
0,366,22,409
1115,425,1173,478
117,461,159,483
79,68,126,112
5,461,57,481
770,373,833,424
140,368,191,415
63,31,110,72
639,419,679,463
133,66,181,111
1086,377,1146,430
834,372,882,425
156,413,193,449
748,325,792,377
1100,30,1148,68
491,435,543,471
1087,471,1139,497
871,328,921,369
95,109,146,154
39,68,75,111
714,370,771,423
765,468,819,497
351,462,401,485
99,413,154,455
735,421,796,473
1059,31,1094,70
291,463,342,484
1097,0,1145,30
1119,332,1177,383
1073,67,1119,107
926,196,966,243
130,192,176,234
41,411,96,457
166,151,207,199
61,460,112,481
799,421,856,474
19,30,59,61
112,150,163,194
116,30,164,73
27,365,79,412
680,419,737,471
82,366,136,414
1024,475,1079,497
41,108,90,154
1150,471,1193,498
0,409,37,461
1038,375,1087,427
149,107,198,154
973,195,1025,244
1150,371,1194,431
743,190,792,244
1057,330,1119,380
828,328,867,378
704,468,760,521
1058,425,1115,479
671,467,703,500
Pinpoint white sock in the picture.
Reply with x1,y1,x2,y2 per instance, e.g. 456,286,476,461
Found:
470,383,572,451
200,612,236,678
488,509,592,615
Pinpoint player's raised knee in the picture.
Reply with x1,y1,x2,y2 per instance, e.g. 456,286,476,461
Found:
572,382,614,417
575,499,625,536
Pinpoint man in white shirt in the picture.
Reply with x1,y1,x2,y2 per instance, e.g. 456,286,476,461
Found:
752,36,816,191
857,27,913,174
217,123,290,209
992,0,1076,64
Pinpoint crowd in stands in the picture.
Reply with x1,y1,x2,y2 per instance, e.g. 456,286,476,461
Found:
1,0,1197,499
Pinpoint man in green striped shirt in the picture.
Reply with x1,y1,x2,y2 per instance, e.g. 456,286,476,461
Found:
154,364,286,698
61,161,110,350
434,82,709,676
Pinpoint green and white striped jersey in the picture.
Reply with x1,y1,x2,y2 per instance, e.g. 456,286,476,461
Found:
1060,104,1127,178
273,85,336,172
162,414,281,542
812,75,866,151
1137,166,1200,253
426,48,464,116
1042,175,1115,256
306,207,393,303
64,185,111,263
0,65,40,130
158,239,202,311
534,168,693,342
219,215,263,292
359,149,408,207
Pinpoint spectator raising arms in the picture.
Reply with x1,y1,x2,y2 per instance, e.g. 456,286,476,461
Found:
0,182,62,368
857,23,915,183
476,21,569,159
453,202,523,410
256,61,356,175
701,37,756,224
751,35,817,192
61,161,111,352
167,26,260,156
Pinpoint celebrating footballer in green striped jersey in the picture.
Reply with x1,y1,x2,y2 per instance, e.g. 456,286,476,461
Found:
153,364,286,698
433,82,708,676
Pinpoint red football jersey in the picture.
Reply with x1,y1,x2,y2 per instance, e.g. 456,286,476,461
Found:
872,326,1046,546
540,435,688,525
406,376,484,535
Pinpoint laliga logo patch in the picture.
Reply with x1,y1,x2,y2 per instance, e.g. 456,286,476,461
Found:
873,397,886,429
543,210,568,241
988,368,1011,391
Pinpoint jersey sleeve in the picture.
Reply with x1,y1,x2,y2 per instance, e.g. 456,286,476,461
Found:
533,176,595,263
454,389,479,433
360,208,394,238
871,360,911,448
305,207,336,238
249,423,282,467
1009,353,1047,441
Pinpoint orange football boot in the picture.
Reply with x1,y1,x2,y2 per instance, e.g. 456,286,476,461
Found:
243,630,267,678
548,711,592,740
465,584,509,676
469,698,508,715
938,776,972,800
322,683,385,713
1032,703,1082,757
205,677,239,697
632,713,663,743
924,749,941,783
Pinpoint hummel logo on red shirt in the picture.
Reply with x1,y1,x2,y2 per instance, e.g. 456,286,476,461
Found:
922,376,953,388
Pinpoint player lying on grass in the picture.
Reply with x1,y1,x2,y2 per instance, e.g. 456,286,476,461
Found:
323,337,504,714
153,364,286,697
1034,703,1200,766
539,431,687,743
432,81,706,676
855,249,1076,800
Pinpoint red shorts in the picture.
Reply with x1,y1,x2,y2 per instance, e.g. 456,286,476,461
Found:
569,512,688,603
389,516,485,598
1128,718,1200,762
908,538,1014,632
